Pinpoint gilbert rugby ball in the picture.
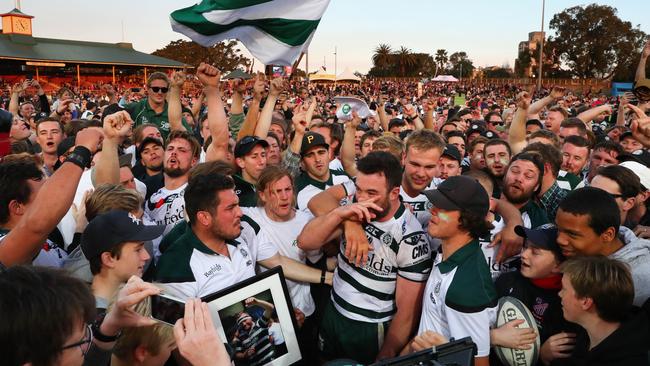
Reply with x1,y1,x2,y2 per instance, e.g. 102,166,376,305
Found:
494,296,540,366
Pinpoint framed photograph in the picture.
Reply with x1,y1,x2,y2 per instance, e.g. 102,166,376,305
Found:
202,266,302,366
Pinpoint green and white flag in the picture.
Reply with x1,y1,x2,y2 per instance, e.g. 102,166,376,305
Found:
171,0,330,66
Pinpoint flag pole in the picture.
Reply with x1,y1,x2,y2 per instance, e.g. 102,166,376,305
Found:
288,52,305,81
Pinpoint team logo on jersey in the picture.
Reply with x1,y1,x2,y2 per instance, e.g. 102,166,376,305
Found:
425,201,433,210
434,281,441,295
533,297,549,319
381,233,392,245
240,248,248,257
429,292,436,304
128,212,142,225
292,239,298,247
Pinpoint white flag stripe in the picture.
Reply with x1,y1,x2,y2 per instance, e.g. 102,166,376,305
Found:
171,19,315,65
202,0,330,24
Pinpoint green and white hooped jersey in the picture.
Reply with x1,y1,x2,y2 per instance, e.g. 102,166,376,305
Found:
332,204,432,323
556,170,586,191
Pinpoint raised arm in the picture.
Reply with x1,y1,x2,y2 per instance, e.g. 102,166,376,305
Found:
577,104,612,125
423,98,437,130
94,111,132,185
616,96,629,127
491,198,525,263
30,80,51,115
528,86,565,116
0,128,102,266
508,91,531,155
168,71,188,132
254,77,286,138
404,104,424,130
341,112,361,177
377,97,389,131
237,75,265,139
230,79,245,116
8,82,26,116
636,38,650,82
194,63,229,163
190,92,204,122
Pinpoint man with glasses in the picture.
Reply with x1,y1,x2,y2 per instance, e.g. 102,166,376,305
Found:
124,72,190,140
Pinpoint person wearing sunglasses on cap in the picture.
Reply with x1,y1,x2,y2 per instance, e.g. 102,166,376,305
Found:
124,72,191,141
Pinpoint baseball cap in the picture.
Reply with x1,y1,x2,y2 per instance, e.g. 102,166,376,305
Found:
618,149,650,168
234,135,269,158
441,144,462,163
138,136,164,155
620,160,650,190
423,175,489,216
300,131,329,156
34,111,49,122
515,224,563,260
56,136,76,157
81,210,165,260
482,130,499,140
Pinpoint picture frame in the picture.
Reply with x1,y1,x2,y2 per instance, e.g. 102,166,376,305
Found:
202,266,302,366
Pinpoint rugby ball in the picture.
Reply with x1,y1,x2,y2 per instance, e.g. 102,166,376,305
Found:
494,296,540,366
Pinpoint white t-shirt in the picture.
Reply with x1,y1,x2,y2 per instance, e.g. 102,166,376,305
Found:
242,207,317,317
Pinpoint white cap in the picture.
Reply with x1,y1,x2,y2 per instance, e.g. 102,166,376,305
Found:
620,161,650,190
333,96,371,121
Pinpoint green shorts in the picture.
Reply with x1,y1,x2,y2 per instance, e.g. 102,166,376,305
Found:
319,301,389,365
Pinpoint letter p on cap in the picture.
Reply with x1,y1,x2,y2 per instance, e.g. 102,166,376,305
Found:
307,135,314,144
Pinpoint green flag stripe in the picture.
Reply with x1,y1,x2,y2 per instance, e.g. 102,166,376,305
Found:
171,11,320,47
192,0,271,12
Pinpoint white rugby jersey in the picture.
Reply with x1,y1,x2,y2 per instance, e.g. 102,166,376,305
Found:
418,240,497,357
332,204,432,323
243,207,317,317
145,183,187,235
155,218,278,299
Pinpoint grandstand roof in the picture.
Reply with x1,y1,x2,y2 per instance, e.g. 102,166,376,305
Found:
0,34,188,68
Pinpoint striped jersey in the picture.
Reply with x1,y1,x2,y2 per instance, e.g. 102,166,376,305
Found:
295,169,351,216
332,204,432,323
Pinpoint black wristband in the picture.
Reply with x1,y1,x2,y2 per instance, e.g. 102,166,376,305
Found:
92,314,121,343
320,269,326,285
64,146,92,170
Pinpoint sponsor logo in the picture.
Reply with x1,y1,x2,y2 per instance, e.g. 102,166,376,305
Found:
240,248,248,257
204,263,222,277
429,292,437,304
434,281,441,295
364,253,394,276
412,243,429,259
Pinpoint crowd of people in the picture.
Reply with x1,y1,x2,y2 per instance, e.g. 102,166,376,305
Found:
2,40,650,366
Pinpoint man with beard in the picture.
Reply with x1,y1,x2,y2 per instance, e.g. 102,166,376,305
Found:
143,130,200,253
298,151,432,363
502,152,550,228
483,139,512,198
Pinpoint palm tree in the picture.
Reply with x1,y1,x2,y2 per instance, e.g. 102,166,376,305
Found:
395,46,416,76
434,49,449,75
372,44,393,71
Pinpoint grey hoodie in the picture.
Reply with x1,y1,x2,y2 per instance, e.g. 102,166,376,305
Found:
610,226,650,306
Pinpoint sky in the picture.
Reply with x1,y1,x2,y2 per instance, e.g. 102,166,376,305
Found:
8,0,650,74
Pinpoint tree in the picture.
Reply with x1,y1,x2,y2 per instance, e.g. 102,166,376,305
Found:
434,49,449,74
372,44,393,71
152,39,252,71
395,46,417,77
448,51,475,79
483,67,513,79
548,4,646,80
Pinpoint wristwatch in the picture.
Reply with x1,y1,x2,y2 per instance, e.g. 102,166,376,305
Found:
92,313,122,343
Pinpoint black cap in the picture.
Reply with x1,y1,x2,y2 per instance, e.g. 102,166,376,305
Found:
81,210,165,260
441,144,462,163
515,225,563,260
482,130,498,140
423,175,489,216
138,136,164,155
234,135,269,158
618,150,650,168
620,131,634,141
300,131,329,156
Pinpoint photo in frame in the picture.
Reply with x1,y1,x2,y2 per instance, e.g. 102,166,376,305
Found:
202,266,302,366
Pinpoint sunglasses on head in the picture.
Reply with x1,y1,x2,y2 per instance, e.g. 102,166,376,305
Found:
150,87,169,94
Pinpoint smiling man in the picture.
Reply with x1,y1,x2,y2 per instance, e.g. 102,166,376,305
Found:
82,210,165,313
555,187,650,306
502,152,550,228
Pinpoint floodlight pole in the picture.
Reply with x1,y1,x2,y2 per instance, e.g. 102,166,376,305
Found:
334,46,337,87
537,0,545,91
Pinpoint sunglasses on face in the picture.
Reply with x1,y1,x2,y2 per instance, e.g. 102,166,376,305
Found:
150,87,169,94
489,121,505,126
